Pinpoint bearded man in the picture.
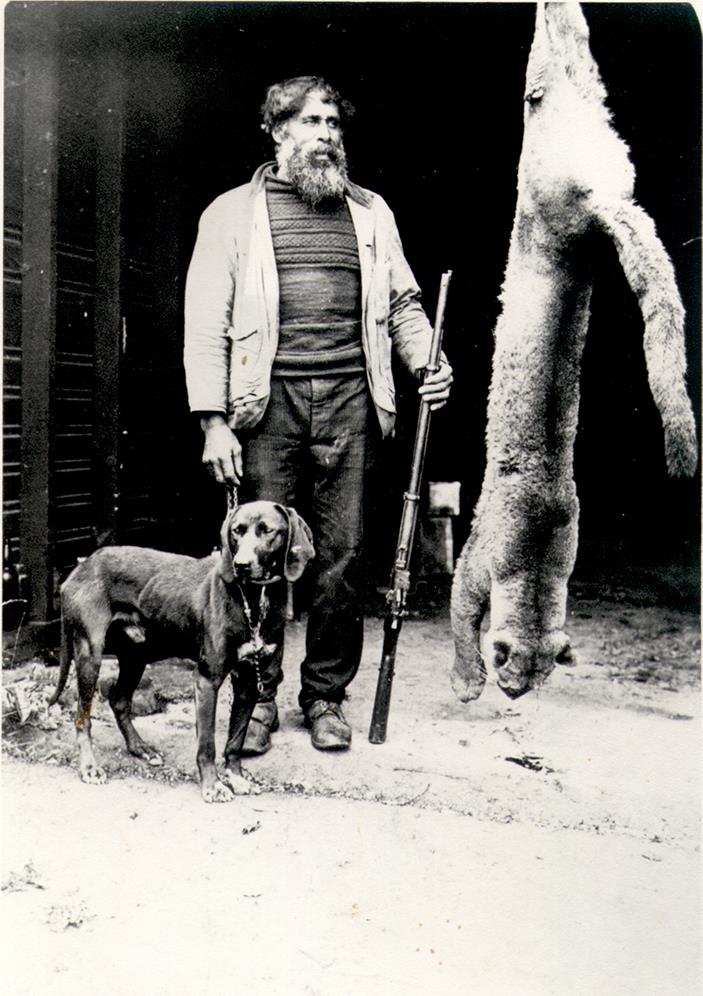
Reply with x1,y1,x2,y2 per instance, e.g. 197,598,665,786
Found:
184,76,453,753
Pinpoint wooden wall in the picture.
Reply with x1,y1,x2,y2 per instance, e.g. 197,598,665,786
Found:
3,2,186,623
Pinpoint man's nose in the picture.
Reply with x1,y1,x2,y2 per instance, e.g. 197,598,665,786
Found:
315,122,333,142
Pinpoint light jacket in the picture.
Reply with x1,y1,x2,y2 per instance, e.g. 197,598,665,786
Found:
184,163,436,437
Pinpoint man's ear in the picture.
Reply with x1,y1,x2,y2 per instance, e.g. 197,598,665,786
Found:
219,511,236,584
275,505,315,582
271,121,287,146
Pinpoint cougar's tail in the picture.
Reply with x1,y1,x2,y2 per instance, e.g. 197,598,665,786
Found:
47,612,72,707
592,198,698,477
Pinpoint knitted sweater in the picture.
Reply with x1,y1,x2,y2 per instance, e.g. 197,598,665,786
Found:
266,174,364,376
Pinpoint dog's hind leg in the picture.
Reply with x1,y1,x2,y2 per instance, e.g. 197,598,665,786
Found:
108,632,163,767
222,670,261,796
74,633,108,785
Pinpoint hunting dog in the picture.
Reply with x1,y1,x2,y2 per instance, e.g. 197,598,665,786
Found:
49,501,314,803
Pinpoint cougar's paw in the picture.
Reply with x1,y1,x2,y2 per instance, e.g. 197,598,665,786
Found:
200,777,235,804
450,665,486,703
222,769,261,796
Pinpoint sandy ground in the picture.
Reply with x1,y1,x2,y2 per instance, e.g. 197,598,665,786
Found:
2,593,701,995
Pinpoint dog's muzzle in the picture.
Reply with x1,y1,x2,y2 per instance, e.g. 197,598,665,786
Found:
232,560,282,586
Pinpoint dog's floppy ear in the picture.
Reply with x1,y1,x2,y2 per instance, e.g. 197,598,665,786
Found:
275,505,315,582
219,510,236,583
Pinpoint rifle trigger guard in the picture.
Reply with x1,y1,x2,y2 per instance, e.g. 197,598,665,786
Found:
394,568,411,591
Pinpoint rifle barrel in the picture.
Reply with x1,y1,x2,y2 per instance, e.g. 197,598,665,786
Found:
368,270,452,744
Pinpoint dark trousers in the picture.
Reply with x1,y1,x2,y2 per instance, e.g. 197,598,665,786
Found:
241,374,379,715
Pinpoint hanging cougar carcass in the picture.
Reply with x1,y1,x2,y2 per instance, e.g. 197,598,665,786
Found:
450,1,698,702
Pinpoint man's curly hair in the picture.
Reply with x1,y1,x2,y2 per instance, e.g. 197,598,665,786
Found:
260,76,355,135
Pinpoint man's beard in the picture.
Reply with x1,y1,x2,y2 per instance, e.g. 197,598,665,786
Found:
278,138,349,209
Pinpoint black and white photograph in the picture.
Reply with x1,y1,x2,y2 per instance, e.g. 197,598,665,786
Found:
2,1,700,993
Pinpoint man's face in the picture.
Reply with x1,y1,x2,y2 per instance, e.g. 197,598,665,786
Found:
274,91,348,206
276,92,343,161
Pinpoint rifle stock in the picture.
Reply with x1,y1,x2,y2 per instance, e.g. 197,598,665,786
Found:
368,270,452,744
368,614,401,743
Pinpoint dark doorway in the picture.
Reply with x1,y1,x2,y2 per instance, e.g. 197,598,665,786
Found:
4,2,700,622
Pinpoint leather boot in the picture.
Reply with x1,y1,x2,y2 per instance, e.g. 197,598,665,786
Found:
241,700,279,756
305,700,351,751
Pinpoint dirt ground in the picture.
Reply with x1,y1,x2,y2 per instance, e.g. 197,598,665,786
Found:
2,591,700,995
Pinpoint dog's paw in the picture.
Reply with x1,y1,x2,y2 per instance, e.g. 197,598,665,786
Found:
79,763,108,786
200,778,235,804
129,743,163,767
222,769,261,796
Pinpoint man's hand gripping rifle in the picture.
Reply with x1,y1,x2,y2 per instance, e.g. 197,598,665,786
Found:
368,270,452,744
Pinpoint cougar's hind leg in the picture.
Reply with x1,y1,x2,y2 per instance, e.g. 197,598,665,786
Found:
450,545,490,702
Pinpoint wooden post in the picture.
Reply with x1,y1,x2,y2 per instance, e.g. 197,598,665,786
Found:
94,48,125,547
20,9,59,621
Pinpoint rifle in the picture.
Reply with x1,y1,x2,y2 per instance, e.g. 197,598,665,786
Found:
368,270,452,744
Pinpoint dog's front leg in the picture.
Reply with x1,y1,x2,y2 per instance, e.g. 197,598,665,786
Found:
222,671,261,796
194,671,233,803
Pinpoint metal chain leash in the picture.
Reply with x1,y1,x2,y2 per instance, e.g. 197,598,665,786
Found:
226,483,268,695
226,483,239,512
238,584,270,696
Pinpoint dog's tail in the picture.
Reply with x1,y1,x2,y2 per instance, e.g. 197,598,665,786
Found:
47,612,72,707
592,197,698,477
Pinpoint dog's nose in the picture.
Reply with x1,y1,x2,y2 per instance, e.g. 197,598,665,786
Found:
233,556,252,576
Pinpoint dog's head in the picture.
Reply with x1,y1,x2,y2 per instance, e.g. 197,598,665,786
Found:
219,500,315,585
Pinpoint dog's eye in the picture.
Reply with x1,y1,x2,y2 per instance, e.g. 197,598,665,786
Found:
233,524,247,536
257,523,272,536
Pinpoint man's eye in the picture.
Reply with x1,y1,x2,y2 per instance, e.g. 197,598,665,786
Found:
525,85,544,105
